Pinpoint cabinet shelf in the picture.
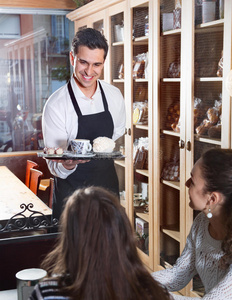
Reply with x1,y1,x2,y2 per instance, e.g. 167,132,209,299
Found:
162,227,180,242
112,41,124,46
135,124,148,130
162,78,181,83
115,160,125,167
162,28,181,36
136,212,149,223
162,261,173,269
136,169,149,177
133,36,148,44
134,78,148,82
195,77,223,82
194,135,221,145
161,179,180,190
161,130,180,137
113,79,124,83
137,247,149,265
195,20,224,34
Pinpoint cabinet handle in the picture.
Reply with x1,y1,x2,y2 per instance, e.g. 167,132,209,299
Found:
125,128,127,135
128,128,131,136
186,140,191,151
178,139,185,149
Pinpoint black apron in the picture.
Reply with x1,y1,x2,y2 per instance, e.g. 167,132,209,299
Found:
53,81,119,220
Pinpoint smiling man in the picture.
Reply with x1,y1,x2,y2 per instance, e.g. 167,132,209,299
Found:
42,28,126,220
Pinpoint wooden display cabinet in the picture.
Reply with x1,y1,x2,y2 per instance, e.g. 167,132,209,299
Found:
67,0,232,296
154,0,232,297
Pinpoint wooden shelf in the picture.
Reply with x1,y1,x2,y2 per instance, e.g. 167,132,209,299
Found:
134,78,148,82
161,180,180,190
161,130,180,137
162,228,180,242
112,41,124,46
113,79,124,83
133,35,148,44
137,247,149,265
136,212,149,223
135,124,148,130
195,77,223,82
195,19,224,34
162,28,181,36
136,169,149,177
162,78,181,82
115,160,125,167
194,135,221,145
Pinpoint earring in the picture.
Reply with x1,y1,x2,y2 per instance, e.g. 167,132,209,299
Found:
207,207,213,219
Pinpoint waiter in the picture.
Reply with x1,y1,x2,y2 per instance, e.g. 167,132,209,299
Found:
42,28,126,220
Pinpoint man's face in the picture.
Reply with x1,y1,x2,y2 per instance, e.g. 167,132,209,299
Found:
70,45,105,94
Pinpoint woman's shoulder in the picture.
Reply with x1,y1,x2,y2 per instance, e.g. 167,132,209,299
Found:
191,212,208,234
194,211,207,223
31,277,71,300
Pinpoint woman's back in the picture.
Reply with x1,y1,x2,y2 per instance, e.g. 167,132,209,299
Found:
30,186,171,300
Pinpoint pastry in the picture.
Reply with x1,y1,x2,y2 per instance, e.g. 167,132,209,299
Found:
93,137,115,153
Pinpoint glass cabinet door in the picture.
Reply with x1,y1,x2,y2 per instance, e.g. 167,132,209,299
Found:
108,3,127,211
191,0,231,296
130,0,152,267
158,0,182,271
193,0,224,162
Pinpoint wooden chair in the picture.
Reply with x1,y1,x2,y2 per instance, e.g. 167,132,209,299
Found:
25,160,39,187
38,177,54,208
48,178,54,209
29,168,43,195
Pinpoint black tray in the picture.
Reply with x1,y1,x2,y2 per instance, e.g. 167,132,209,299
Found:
37,151,125,160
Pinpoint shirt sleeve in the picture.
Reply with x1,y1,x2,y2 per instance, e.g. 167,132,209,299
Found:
152,224,197,292
112,91,126,141
170,266,232,299
42,90,77,179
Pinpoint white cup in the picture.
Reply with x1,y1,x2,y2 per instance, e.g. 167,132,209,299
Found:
71,139,92,154
16,268,47,300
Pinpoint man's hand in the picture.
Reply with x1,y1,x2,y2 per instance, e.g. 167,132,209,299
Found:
52,159,90,170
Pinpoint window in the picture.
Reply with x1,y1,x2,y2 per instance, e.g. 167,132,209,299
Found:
0,14,20,39
0,11,74,152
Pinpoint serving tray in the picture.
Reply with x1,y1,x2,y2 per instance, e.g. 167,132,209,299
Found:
37,151,125,160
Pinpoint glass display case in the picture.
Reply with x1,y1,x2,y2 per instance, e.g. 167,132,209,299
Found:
109,3,126,210
131,1,151,263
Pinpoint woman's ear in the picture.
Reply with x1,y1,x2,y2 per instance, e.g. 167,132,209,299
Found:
209,191,224,207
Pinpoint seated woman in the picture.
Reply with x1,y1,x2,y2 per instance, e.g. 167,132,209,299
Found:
152,148,232,299
30,186,171,300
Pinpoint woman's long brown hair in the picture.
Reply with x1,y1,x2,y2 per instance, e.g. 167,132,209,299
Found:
42,186,171,300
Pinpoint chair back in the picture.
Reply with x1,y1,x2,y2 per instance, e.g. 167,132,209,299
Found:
25,160,38,187
48,178,54,209
29,168,43,195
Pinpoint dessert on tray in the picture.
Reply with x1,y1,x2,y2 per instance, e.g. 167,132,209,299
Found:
43,147,64,156
39,137,124,160
93,137,115,153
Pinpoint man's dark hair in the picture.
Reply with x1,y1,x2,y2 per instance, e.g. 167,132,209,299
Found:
71,28,108,60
